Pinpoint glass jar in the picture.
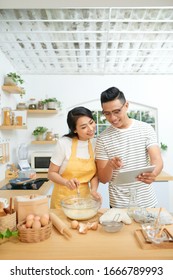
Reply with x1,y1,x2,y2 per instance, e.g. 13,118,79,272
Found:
28,98,37,109
16,102,27,110
37,100,44,110
45,131,54,141
3,107,11,125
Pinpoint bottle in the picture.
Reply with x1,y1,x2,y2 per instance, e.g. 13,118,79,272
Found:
127,188,138,218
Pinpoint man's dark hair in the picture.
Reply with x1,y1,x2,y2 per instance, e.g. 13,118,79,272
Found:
101,87,126,104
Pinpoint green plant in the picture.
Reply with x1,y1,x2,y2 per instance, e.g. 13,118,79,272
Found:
7,72,24,85
32,126,48,136
160,142,168,151
0,228,18,239
43,98,61,108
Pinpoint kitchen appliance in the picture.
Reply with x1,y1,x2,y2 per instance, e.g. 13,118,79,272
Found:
1,178,49,190
17,143,30,171
31,151,52,172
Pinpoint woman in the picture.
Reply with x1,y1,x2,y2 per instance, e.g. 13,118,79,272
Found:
48,106,102,208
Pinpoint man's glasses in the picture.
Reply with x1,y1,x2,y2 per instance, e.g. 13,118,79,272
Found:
102,102,125,117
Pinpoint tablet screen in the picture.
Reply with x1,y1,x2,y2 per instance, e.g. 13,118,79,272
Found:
115,165,155,184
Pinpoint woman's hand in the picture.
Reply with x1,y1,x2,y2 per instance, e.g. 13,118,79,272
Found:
90,190,102,203
65,178,80,190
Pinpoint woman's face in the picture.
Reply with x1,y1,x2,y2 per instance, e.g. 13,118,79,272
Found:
75,116,96,140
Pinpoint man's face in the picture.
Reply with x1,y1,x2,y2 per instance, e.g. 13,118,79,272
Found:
102,99,128,128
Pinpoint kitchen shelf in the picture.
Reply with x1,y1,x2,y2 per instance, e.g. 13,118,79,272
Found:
31,140,57,144
0,125,27,129
2,85,24,94
27,109,58,114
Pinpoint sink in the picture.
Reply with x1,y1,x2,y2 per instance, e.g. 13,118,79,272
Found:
1,178,49,190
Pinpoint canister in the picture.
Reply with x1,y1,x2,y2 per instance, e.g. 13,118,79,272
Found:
3,107,11,125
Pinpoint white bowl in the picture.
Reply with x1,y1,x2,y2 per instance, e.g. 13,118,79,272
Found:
61,196,101,220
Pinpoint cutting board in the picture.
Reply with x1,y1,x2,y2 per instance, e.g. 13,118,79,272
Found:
135,228,173,250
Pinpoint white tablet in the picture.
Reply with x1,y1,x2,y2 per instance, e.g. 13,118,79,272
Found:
115,165,155,184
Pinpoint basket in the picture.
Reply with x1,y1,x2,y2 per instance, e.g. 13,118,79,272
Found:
17,220,52,243
0,211,16,232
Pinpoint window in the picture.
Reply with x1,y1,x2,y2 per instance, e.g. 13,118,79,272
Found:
92,101,158,137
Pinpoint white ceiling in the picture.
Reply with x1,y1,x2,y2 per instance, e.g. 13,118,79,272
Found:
0,5,173,75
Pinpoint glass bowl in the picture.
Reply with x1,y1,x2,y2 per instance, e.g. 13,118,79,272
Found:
141,223,167,244
133,209,155,223
101,221,123,233
60,196,101,220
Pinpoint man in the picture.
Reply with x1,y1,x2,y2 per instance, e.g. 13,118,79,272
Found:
96,86,163,208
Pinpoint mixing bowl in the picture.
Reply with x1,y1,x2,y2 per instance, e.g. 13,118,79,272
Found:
101,221,123,233
141,223,167,244
60,196,101,220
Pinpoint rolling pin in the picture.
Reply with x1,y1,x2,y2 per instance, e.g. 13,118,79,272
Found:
49,212,72,238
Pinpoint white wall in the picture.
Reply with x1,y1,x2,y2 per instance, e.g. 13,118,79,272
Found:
0,50,173,211
0,51,18,180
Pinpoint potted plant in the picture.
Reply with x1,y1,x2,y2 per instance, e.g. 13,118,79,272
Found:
4,72,25,98
160,142,168,151
32,126,48,141
4,72,24,86
43,98,61,110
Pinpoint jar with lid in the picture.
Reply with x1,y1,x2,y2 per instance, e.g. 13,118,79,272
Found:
45,131,54,141
37,100,44,110
2,107,11,125
16,102,27,110
28,98,37,109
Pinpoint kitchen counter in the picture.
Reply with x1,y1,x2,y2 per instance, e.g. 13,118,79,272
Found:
0,208,173,260
156,171,173,181
0,173,52,201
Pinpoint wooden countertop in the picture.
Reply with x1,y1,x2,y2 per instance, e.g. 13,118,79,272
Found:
156,171,173,181
0,208,173,260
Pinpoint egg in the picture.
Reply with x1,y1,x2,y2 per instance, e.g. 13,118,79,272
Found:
32,220,41,229
25,219,33,228
26,214,35,221
71,220,79,229
42,213,50,220
90,221,98,230
40,216,49,227
34,215,41,221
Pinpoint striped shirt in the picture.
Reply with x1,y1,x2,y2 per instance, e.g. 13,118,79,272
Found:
96,119,158,208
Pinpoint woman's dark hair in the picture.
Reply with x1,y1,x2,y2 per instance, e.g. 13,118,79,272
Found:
101,87,126,104
64,106,94,138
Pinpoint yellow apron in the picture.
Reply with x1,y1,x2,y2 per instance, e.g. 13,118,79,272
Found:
50,138,96,208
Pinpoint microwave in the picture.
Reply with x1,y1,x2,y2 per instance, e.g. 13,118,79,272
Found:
31,151,52,172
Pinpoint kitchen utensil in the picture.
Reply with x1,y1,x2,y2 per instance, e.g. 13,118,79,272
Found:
154,207,162,227
9,177,48,187
60,195,101,220
141,222,167,244
49,212,72,238
101,220,123,233
76,185,80,197
9,178,34,186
